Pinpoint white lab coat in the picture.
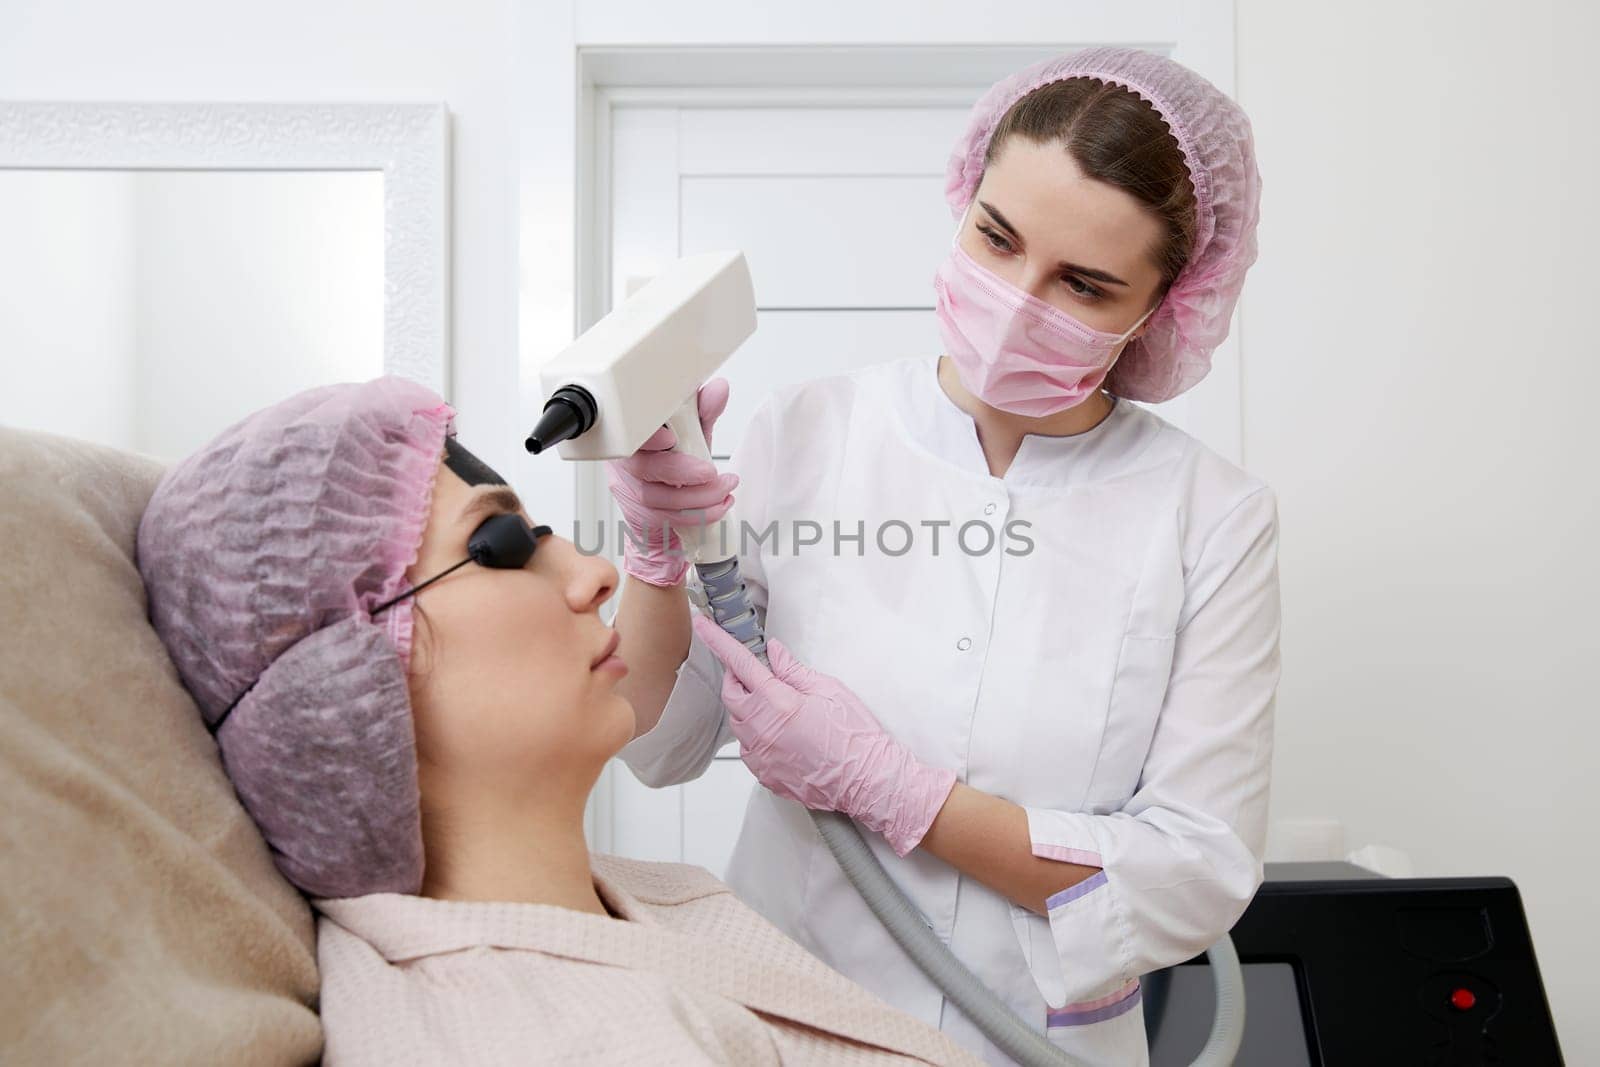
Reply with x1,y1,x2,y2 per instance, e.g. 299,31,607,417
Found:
620,353,1281,1067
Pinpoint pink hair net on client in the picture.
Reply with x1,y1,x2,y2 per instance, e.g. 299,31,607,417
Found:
136,376,456,899
944,46,1263,403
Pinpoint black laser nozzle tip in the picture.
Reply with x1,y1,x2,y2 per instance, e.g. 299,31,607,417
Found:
525,385,598,455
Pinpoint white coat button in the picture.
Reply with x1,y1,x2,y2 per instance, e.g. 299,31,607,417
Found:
956,637,972,651
983,502,997,515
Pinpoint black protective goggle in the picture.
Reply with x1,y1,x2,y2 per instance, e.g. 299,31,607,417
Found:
370,511,553,618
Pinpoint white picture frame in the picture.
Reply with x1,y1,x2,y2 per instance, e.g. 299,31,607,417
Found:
0,101,451,395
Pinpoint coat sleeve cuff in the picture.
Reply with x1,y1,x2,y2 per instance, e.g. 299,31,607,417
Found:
1016,806,1138,1012
617,626,732,787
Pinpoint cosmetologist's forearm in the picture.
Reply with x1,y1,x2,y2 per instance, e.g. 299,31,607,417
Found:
612,575,692,739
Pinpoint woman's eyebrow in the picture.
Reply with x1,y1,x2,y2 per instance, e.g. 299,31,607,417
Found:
977,200,1132,287
458,486,526,525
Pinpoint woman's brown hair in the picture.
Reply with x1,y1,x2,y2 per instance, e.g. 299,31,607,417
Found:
983,78,1197,295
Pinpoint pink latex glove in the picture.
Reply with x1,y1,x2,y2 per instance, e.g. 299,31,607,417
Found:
690,612,959,857
605,378,738,587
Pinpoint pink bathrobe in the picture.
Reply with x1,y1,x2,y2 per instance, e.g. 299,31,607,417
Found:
314,853,983,1065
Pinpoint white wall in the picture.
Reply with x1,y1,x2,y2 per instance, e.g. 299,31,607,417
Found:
1238,0,1598,1058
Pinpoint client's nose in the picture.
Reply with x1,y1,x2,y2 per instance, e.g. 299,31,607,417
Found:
558,538,617,612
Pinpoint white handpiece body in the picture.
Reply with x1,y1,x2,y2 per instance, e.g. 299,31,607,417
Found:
537,249,756,565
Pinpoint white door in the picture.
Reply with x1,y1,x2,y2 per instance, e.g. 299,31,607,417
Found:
596,92,1232,876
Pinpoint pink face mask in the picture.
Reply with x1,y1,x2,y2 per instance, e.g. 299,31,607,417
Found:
933,203,1158,417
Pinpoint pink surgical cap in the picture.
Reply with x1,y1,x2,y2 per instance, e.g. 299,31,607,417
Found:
137,376,454,898
944,46,1263,403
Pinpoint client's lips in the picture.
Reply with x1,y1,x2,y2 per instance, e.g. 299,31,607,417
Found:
590,631,621,670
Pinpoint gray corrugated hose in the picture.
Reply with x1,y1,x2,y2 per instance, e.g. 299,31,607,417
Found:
696,558,1246,1067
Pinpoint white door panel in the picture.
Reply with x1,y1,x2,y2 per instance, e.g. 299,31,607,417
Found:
609,754,684,863
679,107,967,175
710,308,941,457
681,758,760,880
609,107,681,309
680,175,950,308
606,100,957,865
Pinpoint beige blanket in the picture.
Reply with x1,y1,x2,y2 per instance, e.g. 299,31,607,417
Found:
0,426,320,1066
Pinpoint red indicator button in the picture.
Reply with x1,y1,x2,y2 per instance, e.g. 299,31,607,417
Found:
1450,988,1477,1012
